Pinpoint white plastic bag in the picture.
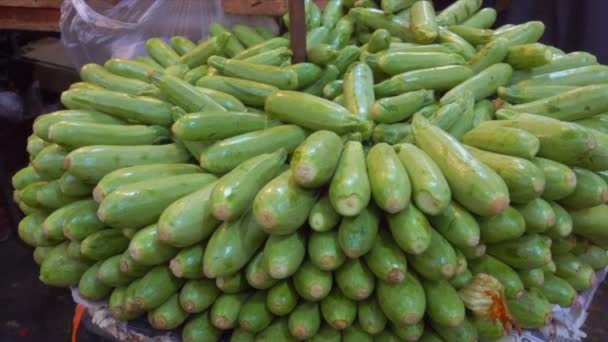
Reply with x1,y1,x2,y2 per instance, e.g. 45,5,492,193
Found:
60,0,280,70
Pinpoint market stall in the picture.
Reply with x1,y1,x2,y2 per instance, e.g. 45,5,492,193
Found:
11,0,608,341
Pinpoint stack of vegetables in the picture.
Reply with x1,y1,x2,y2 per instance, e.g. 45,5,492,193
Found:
12,0,608,341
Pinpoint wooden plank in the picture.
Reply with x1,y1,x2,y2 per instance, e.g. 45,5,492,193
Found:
0,0,62,8
223,0,328,16
289,0,306,63
0,7,60,31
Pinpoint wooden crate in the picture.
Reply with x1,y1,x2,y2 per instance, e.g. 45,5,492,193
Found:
222,0,328,16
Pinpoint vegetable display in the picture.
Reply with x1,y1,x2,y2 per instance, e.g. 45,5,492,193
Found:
13,0,608,341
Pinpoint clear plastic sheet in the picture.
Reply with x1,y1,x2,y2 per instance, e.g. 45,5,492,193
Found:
60,0,280,69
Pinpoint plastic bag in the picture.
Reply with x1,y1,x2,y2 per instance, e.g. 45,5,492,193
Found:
60,0,280,70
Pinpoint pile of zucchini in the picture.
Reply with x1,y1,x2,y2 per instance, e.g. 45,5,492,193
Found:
12,0,608,341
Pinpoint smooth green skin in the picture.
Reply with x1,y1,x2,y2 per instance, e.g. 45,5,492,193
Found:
231,328,255,342
467,145,546,203
462,7,497,28
80,63,159,97
511,85,608,121
471,99,495,127
343,62,375,120
525,51,598,78
148,294,189,330
209,23,245,58
357,298,387,335
373,123,413,145
342,323,373,342
380,0,415,13
559,167,608,210
539,273,577,307
67,143,190,184
191,87,246,112
62,200,104,242
507,288,553,329
469,254,525,299
466,37,510,74
282,63,322,89
211,293,249,330
367,29,391,53
95,163,200,203
308,231,346,272
374,65,474,98
410,0,438,43
202,125,305,174
364,230,407,283
463,124,540,160
387,203,432,255
262,230,305,280
182,311,222,342
33,109,125,141
576,245,608,271
506,43,553,69
455,249,468,274
350,8,414,42
202,211,267,279
253,169,317,235
234,38,290,61
479,206,526,244
179,279,220,314
436,0,481,25
78,261,112,301
307,44,338,66
414,115,510,217
59,172,93,197
326,14,355,50
307,27,331,48
375,52,465,77
217,271,250,294
551,235,576,256
487,234,552,269
49,121,168,148
145,38,179,67
494,20,545,47
291,131,343,189
196,74,278,107
576,114,608,135
321,287,357,330
169,245,203,279
127,224,176,266
449,268,473,290
498,85,576,104
293,260,333,302
288,302,321,339
42,199,88,241
554,253,596,290
431,317,478,342
108,286,128,319
335,258,375,301
322,80,343,99
409,228,458,280
33,246,53,265
35,180,81,210
334,46,362,75
231,24,265,48
134,266,183,311
544,201,573,238
377,272,426,326
388,42,459,54
267,280,298,316
514,198,556,234
104,58,156,83
391,321,424,341
20,181,47,208
69,82,103,90
429,201,481,248
98,173,215,229
254,318,295,342
157,182,218,248
135,56,162,69
155,73,225,113
310,323,341,342
245,250,277,290
209,56,299,90
337,205,379,258
32,144,66,179
81,228,129,261
61,88,172,126
519,64,608,88
579,128,608,172
371,89,434,124
183,65,209,84
367,143,411,214
423,279,465,328
12,166,44,190
322,0,344,28
27,135,49,160
437,27,476,60
442,63,513,104
178,33,230,68
429,92,471,131
330,141,371,217
308,194,341,232
473,315,505,340
119,251,150,278
212,149,286,221
66,240,84,260
448,25,493,45
302,64,341,97
265,91,366,134
238,292,273,333
97,254,135,287
530,158,577,201
519,267,545,287
170,36,196,55
40,242,92,287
